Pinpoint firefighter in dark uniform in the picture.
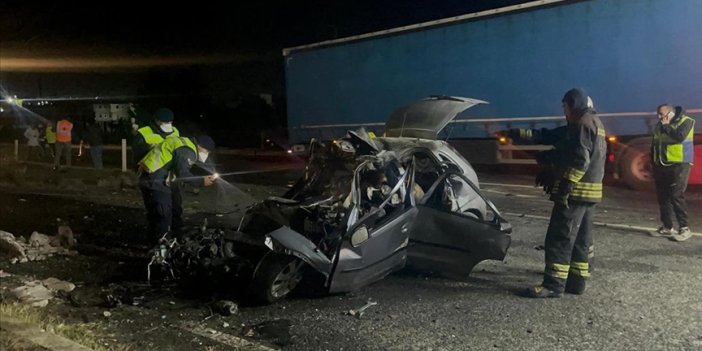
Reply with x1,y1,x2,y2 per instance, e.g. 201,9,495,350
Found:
132,107,180,170
523,88,606,298
651,104,695,242
138,135,217,243
507,96,597,273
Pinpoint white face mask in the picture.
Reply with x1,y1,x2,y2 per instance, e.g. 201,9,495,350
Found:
198,151,209,163
159,122,173,133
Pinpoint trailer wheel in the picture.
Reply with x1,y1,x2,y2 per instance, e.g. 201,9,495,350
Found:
250,254,304,304
620,141,654,191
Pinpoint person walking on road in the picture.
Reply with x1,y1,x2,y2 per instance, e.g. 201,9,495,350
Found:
53,117,73,170
523,88,606,298
650,104,695,242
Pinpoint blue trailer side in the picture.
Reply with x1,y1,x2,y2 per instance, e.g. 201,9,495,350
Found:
283,0,702,188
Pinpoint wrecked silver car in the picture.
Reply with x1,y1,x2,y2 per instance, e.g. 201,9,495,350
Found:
152,96,512,303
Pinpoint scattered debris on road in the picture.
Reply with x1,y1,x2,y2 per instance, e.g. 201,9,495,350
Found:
213,300,239,316
347,299,378,319
0,229,77,264
6,277,76,307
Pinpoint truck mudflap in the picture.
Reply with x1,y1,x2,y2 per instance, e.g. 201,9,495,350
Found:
265,226,333,278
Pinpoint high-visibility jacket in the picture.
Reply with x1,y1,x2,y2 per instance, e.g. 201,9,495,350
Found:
56,120,73,143
137,125,180,147
652,114,695,165
45,127,56,144
552,110,607,203
139,136,196,173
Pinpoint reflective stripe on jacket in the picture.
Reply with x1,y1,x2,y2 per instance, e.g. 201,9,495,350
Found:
56,120,73,143
139,136,196,173
552,110,607,203
652,114,695,165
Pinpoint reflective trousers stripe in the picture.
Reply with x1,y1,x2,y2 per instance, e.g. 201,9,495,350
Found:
546,262,570,279
569,261,590,277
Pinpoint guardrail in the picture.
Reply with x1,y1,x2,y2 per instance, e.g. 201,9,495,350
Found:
6,139,130,172
2,140,292,171
497,144,553,164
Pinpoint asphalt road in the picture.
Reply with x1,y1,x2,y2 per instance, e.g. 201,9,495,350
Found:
1,165,700,351
226,172,702,351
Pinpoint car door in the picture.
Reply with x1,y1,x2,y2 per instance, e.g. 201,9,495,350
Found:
328,162,417,293
407,171,512,277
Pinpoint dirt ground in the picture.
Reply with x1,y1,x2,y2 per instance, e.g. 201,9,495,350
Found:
0,159,300,350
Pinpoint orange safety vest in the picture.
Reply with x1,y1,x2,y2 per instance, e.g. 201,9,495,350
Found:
56,119,73,143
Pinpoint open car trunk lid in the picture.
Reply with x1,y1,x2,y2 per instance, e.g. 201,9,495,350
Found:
384,96,487,140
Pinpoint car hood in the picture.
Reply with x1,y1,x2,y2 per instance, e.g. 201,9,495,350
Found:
384,96,487,140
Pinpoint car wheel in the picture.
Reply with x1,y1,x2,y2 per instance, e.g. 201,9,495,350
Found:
620,141,654,191
250,254,304,304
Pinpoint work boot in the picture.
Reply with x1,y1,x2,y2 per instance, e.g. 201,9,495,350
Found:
650,226,676,237
565,277,586,295
670,227,692,242
521,285,562,298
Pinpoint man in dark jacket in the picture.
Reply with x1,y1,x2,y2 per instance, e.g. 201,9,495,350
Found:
82,122,104,169
132,107,179,170
523,88,606,298
650,104,695,241
138,135,216,243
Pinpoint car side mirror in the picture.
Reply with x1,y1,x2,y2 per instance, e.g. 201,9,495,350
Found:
493,216,512,234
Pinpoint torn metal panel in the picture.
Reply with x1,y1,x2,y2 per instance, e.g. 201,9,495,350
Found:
266,226,332,277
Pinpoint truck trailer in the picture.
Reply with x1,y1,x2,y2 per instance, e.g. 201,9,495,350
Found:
282,0,702,189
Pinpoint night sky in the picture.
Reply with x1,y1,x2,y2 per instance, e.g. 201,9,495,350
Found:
2,1,533,69
1,1,532,146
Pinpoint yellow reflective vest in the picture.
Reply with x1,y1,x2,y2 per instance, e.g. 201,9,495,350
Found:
45,127,56,144
139,136,196,173
652,115,695,165
137,126,180,147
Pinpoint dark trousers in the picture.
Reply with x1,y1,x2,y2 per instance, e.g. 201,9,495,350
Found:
89,145,103,169
543,202,595,292
654,164,690,229
54,142,72,167
139,176,184,243
27,145,43,161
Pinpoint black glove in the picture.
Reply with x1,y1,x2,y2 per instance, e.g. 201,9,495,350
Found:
535,166,556,194
535,150,553,165
552,179,575,208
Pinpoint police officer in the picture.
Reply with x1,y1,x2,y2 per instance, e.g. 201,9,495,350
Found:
651,104,695,241
523,88,606,298
138,135,217,243
133,107,179,170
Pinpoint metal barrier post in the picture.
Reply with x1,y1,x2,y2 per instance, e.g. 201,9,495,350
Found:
14,140,19,161
121,139,127,172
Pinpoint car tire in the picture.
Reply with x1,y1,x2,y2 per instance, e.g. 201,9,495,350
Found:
620,140,654,191
250,254,304,304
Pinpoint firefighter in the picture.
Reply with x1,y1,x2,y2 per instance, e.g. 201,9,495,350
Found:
522,88,606,298
132,107,180,170
138,135,216,243
651,104,695,241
